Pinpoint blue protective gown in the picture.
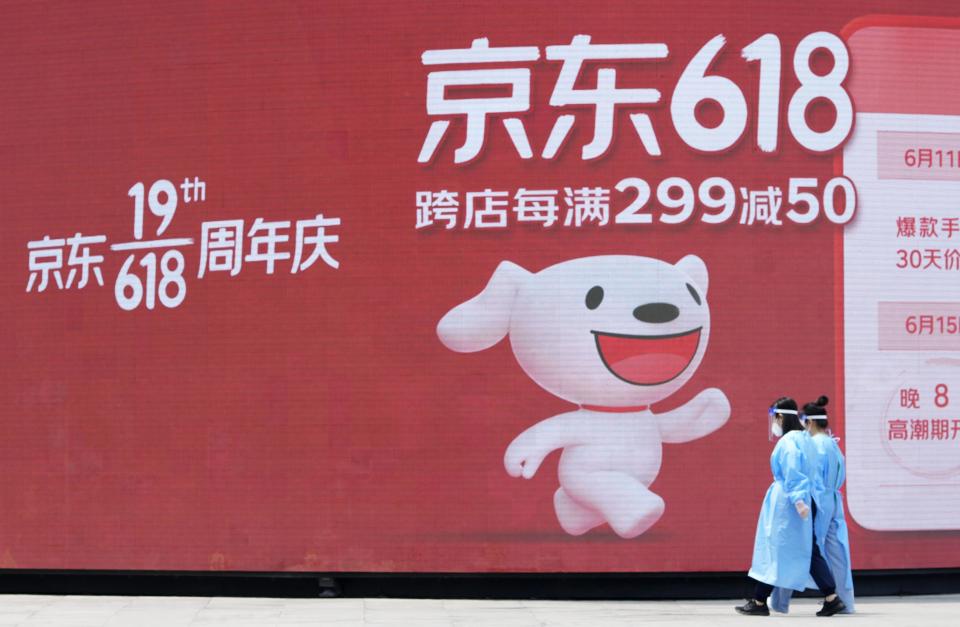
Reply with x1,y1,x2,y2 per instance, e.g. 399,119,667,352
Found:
770,433,855,613
747,430,821,591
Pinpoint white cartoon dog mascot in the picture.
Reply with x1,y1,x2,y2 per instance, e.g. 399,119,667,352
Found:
437,255,730,538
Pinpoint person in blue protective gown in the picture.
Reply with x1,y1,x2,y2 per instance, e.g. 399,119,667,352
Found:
770,396,855,614
735,397,846,617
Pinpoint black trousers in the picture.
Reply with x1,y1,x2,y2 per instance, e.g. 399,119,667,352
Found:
753,501,837,601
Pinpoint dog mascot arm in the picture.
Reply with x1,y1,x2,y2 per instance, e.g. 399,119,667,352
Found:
655,387,730,444
503,411,590,479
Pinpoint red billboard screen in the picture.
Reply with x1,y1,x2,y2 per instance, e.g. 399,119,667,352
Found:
3,1,960,573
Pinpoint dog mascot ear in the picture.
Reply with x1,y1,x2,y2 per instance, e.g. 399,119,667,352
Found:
437,261,531,353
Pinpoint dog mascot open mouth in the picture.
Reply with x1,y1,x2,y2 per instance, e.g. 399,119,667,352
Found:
591,328,702,386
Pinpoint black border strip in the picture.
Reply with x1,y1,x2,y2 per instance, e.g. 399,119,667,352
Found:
1,569,959,599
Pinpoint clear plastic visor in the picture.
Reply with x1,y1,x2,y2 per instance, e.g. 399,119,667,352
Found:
768,407,798,441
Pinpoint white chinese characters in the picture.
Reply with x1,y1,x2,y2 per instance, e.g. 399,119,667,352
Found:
416,177,856,230
26,178,342,313
420,32,853,163
27,233,107,292
419,38,538,164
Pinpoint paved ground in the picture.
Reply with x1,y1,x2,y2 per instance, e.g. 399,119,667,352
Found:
0,594,957,626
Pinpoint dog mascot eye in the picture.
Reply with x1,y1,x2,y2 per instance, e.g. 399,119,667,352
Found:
585,285,604,310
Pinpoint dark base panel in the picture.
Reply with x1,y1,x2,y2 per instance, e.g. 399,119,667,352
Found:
1,569,959,599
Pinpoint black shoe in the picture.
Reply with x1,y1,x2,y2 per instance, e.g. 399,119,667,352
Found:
816,597,846,617
735,599,770,616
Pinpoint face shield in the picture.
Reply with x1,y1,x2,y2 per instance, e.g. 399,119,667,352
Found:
768,406,798,441
802,413,836,441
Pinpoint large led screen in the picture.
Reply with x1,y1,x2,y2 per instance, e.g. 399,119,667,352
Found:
3,2,960,572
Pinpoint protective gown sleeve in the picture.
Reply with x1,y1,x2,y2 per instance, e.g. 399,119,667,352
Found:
836,445,846,489
779,436,810,506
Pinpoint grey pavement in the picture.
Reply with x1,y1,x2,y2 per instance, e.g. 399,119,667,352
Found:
0,594,957,626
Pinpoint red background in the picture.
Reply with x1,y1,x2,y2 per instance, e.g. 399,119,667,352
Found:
1,0,959,572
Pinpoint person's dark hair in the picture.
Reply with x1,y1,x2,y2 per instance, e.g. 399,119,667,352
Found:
803,395,830,429
772,396,804,434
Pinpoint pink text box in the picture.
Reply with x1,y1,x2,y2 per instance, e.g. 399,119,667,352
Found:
878,131,960,181
879,301,960,350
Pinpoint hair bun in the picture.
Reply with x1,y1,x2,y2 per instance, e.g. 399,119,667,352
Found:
816,395,829,407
